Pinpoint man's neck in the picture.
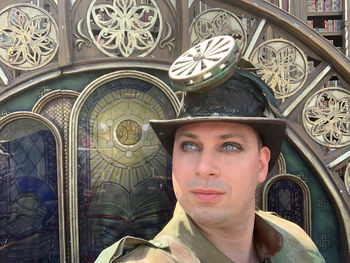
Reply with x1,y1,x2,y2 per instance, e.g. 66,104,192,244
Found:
195,209,258,263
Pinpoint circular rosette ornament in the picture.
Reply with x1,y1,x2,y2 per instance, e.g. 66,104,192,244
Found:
0,4,58,71
250,39,308,99
169,36,241,92
303,87,350,148
190,8,247,53
87,0,162,57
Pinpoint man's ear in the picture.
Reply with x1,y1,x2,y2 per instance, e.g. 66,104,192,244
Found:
258,146,270,183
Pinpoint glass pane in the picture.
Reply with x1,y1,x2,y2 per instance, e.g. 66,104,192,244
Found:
77,78,177,262
0,119,60,262
267,179,304,228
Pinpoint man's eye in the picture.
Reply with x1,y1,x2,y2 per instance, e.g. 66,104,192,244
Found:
182,142,197,151
222,143,240,151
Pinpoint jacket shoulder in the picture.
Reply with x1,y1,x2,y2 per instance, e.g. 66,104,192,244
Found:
95,236,174,263
257,211,326,263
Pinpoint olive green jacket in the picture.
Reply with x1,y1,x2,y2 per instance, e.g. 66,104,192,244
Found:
95,204,325,263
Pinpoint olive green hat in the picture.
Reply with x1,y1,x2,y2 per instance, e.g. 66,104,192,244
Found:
150,36,286,171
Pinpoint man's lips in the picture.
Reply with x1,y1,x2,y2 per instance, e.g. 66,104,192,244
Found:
190,189,224,202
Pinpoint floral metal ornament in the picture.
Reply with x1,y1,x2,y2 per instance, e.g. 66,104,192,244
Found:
87,0,162,57
303,87,350,147
190,8,247,52
250,39,308,99
0,4,58,71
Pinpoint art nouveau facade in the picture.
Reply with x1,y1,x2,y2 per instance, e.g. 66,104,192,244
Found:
0,0,349,262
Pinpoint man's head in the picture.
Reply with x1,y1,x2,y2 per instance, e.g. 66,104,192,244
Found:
150,36,286,227
150,69,286,171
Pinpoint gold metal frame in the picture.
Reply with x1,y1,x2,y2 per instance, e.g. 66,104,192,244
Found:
262,173,312,236
68,70,180,262
0,111,66,262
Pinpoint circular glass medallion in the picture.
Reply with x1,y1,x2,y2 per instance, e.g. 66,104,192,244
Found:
116,120,142,146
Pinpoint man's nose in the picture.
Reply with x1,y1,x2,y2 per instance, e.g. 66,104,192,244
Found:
195,149,220,177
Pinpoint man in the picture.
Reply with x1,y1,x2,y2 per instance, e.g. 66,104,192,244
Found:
96,36,325,263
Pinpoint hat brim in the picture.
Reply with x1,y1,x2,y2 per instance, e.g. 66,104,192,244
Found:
150,117,286,172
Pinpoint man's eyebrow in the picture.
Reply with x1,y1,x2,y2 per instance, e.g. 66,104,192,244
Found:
175,132,198,140
218,133,246,140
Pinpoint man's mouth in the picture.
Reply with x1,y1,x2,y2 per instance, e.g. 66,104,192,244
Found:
191,189,224,202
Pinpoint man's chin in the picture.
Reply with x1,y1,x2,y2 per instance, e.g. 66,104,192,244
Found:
188,206,229,226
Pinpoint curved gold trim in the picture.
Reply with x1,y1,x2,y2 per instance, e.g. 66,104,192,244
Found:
262,173,312,236
345,164,350,195
0,69,62,104
68,70,180,262
0,62,171,104
32,90,80,113
0,111,66,262
277,153,287,174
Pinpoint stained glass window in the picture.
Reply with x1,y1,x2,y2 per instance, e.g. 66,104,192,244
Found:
76,77,177,261
0,119,60,262
267,179,304,228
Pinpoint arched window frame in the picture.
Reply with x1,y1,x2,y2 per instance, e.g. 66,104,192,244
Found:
68,70,180,262
0,111,66,261
263,173,312,236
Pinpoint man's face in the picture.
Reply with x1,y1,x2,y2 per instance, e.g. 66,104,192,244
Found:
172,122,270,228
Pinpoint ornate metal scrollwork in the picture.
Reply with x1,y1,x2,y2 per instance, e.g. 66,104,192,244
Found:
303,87,350,148
250,39,308,99
74,18,92,50
0,4,58,71
159,22,175,53
87,0,163,57
189,8,247,52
